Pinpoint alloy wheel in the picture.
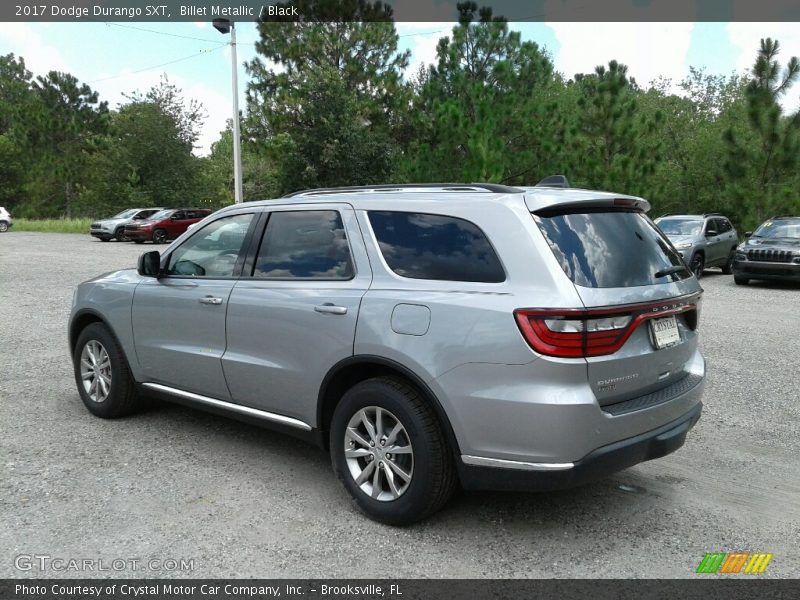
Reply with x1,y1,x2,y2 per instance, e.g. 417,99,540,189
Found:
344,406,414,501
79,340,112,403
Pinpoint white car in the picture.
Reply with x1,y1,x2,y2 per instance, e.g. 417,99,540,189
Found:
0,207,13,232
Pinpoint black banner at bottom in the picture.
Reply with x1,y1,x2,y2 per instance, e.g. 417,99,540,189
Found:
2,579,799,600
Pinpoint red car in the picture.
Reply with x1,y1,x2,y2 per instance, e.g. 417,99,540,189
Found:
124,208,212,244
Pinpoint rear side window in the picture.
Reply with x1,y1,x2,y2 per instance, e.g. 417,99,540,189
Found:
534,210,690,288
368,211,505,283
254,210,354,279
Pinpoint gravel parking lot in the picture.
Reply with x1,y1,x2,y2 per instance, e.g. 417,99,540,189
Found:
1,232,798,578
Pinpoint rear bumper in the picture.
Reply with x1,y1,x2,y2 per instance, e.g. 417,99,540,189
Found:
459,402,702,491
733,259,800,281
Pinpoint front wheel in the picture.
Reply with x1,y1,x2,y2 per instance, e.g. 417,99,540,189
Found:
152,229,168,244
722,250,735,274
114,227,129,242
690,253,705,279
0,221,9,232
330,377,456,525
73,323,143,418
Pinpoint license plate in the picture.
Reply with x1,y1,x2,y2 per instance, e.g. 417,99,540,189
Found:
650,315,680,349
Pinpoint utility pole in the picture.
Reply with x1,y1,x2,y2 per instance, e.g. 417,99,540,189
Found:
213,18,244,204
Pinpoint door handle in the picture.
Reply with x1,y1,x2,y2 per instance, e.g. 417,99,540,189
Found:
199,296,223,305
315,303,347,315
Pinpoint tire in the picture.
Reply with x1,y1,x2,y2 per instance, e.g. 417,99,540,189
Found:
152,229,168,244
734,276,749,286
114,227,129,242
330,376,457,525
0,221,8,232
722,250,735,275
73,322,143,419
690,253,705,279
99,237,110,242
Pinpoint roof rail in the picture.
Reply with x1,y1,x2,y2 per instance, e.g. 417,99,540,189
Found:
703,212,723,217
284,183,523,198
534,175,570,189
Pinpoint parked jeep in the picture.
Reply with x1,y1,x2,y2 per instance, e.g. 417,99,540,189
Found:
90,208,163,242
654,214,739,278
70,180,705,524
732,216,800,285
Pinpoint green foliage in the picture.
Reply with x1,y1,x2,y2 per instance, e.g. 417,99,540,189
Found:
2,13,799,234
724,38,800,228
246,0,408,193
401,2,562,183
12,218,93,234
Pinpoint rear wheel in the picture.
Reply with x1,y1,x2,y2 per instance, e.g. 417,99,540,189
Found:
690,253,705,279
330,377,456,525
152,229,168,244
734,276,749,285
73,323,143,418
0,221,9,232
722,250,735,274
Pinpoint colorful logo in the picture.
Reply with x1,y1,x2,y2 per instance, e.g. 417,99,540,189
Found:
696,552,773,574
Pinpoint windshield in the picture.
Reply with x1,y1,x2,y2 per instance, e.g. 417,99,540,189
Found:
146,210,173,221
752,219,800,239
111,209,138,220
655,218,703,237
535,209,691,288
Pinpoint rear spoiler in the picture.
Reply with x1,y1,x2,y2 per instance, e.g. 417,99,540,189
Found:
523,190,651,214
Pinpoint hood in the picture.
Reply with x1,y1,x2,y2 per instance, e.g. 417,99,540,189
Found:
744,237,800,250
85,268,141,285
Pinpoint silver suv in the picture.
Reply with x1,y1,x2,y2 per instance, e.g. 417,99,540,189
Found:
90,208,164,242
654,214,739,278
69,181,705,524
0,206,13,232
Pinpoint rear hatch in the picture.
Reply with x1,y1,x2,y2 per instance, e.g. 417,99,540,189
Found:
519,195,702,407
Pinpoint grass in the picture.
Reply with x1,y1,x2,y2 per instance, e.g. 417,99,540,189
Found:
11,218,94,234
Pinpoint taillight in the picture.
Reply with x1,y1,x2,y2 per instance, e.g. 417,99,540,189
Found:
514,295,699,358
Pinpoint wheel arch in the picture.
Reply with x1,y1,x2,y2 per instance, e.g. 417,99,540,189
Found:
317,356,462,457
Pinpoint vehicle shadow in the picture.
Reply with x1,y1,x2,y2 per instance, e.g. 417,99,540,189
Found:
136,398,667,529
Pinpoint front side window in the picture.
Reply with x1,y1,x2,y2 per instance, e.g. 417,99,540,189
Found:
254,210,354,279
367,211,505,283
166,213,254,278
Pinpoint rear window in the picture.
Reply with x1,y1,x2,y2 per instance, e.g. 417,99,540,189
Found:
368,211,505,283
534,210,690,288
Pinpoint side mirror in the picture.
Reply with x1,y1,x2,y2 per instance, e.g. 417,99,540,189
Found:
137,251,161,277
705,229,717,237
744,231,752,238
170,214,181,220
133,215,143,220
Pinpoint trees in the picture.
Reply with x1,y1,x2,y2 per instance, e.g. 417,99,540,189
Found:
567,61,662,196
245,0,408,193
402,2,561,183
724,38,800,226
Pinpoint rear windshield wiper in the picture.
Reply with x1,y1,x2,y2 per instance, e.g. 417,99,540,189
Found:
654,265,688,278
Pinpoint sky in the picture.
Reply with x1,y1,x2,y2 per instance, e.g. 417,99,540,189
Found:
1,20,798,155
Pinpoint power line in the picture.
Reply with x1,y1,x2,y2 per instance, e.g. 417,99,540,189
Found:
102,22,223,44
88,44,227,84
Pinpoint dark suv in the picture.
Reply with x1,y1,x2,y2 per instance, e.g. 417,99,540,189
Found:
732,216,800,285
654,214,739,278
